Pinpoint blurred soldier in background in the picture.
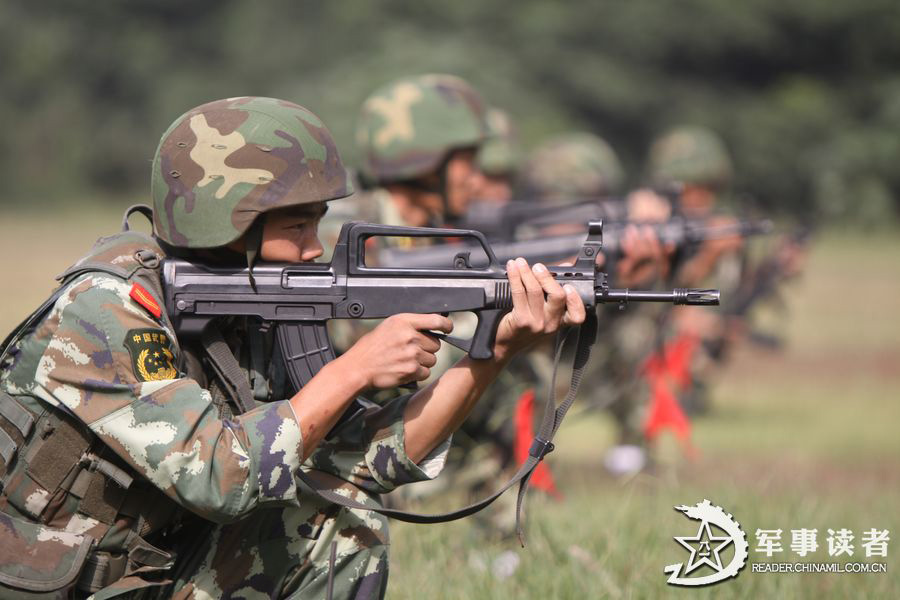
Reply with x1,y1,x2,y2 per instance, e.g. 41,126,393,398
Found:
518,133,673,476
319,75,503,515
648,125,742,288
354,73,491,230
518,131,624,205
645,125,809,427
640,125,745,450
321,73,492,368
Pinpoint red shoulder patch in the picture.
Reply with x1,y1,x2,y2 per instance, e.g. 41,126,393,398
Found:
129,283,162,319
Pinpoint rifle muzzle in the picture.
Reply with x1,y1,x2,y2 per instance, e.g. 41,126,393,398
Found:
599,288,720,306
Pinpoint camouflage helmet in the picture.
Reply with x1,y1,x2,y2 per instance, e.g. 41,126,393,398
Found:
477,107,519,177
152,96,353,249
519,132,625,203
356,74,489,184
647,125,733,188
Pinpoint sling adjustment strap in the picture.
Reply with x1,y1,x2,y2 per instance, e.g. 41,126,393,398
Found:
0,391,35,438
76,551,127,593
528,438,555,460
201,326,256,415
79,452,135,490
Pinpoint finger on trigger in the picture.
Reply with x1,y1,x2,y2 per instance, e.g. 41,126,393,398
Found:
430,314,453,333
409,312,452,333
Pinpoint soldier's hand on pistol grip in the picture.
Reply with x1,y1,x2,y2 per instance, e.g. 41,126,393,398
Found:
343,313,453,389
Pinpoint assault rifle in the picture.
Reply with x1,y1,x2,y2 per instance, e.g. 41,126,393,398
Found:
454,199,610,240
162,221,719,392
454,186,685,240
379,217,773,271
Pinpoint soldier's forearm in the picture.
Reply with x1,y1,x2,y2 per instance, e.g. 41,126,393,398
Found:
402,355,508,464
677,250,719,286
289,356,369,461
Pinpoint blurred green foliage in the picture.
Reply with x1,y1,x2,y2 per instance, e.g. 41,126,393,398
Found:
2,0,899,225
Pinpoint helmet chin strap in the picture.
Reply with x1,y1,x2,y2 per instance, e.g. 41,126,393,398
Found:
244,215,266,292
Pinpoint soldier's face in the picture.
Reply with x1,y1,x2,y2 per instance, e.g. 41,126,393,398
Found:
680,185,717,217
259,203,327,262
476,174,514,206
444,148,489,218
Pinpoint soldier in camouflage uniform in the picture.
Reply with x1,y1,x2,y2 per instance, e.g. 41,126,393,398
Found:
325,74,496,381
320,73,491,361
321,75,504,511
518,133,672,475
645,125,744,418
0,97,585,599
352,73,491,230
647,125,742,286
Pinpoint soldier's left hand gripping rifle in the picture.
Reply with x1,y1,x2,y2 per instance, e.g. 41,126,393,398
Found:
161,220,719,537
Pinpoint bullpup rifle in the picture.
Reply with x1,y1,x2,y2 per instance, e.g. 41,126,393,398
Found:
163,221,719,392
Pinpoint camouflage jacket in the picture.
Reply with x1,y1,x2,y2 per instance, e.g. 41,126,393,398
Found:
0,229,448,596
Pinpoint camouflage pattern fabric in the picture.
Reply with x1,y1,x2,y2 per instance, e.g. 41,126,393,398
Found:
356,74,489,184
518,132,625,204
152,97,354,249
0,231,449,599
646,125,733,189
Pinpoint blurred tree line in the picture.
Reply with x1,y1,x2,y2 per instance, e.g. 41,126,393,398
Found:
2,0,899,225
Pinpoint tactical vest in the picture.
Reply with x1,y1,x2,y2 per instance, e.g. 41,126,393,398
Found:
0,212,186,598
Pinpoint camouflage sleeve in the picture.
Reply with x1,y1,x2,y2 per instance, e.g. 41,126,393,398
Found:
21,273,304,523
306,394,451,495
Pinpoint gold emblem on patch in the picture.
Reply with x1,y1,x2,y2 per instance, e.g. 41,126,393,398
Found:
124,328,178,382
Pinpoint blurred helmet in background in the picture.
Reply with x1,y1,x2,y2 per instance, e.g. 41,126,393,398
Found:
647,125,733,189
356,74,490,185
152,96,353,249
518,132,625,204
476,106,519,177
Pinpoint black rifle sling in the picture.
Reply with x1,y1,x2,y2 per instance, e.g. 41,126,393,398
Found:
201,327,257,415
294,311,598,544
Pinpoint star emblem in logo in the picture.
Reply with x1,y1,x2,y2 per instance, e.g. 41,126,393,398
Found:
674,520,733,575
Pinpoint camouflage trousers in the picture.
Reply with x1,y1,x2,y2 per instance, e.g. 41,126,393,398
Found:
94,501,389,600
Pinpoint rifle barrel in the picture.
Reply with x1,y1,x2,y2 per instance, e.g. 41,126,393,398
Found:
599,288,720,306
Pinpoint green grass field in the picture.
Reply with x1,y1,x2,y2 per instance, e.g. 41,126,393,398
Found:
1,208,898,598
